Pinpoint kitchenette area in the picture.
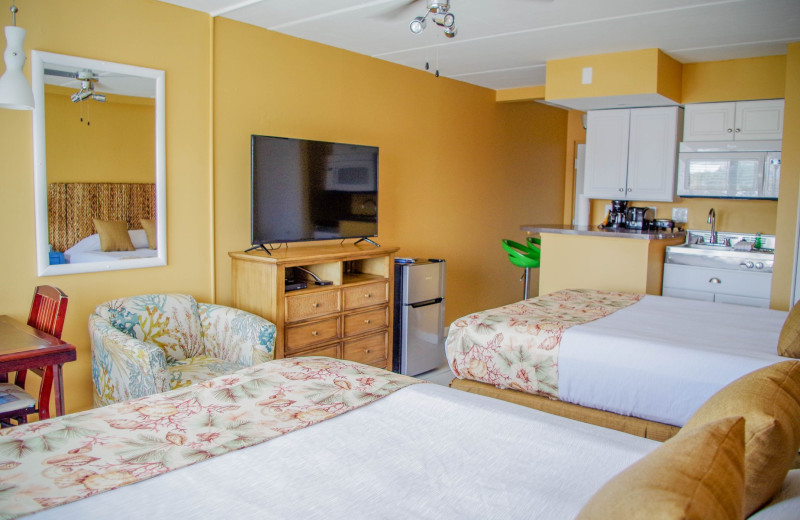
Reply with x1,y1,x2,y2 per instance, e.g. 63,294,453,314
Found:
523,98,784,308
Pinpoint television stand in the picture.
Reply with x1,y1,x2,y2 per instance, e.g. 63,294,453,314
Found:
354,237,380,247
245,244,273,255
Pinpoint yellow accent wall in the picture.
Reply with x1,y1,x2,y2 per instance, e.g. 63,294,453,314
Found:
682,55,786,103
0,0,212,413
212,17,568,321
45,87,154,183
545,49,681,102
773,43,800,310
0,0,567,414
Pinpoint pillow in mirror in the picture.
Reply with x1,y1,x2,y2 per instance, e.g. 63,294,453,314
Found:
92,219,135,252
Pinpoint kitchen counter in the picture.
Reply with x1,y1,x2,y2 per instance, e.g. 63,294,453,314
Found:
521,224,686,296
520,224,686,241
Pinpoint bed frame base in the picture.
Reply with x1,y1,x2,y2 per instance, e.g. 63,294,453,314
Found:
449,378,680,442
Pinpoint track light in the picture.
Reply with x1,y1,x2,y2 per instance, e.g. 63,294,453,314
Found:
409,16,426,34
409,0,456,39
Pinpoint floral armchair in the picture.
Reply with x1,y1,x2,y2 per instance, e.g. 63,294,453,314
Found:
90,293,276,407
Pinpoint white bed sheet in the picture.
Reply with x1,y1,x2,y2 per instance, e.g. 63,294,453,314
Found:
65,248,158,263
559,295,789,427
27,384,657,520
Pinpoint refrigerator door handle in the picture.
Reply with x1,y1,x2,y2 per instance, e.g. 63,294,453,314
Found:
410,297,443,308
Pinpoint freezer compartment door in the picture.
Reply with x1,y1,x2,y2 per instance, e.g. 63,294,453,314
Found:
401,298,446,376
400,262,446,303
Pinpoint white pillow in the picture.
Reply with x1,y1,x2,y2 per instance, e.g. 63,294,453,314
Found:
66,230,148,255
129,229,149,249
748,470,800,519
65,233,101,254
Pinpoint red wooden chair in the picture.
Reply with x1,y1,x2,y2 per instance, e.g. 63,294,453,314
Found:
0,286,68,426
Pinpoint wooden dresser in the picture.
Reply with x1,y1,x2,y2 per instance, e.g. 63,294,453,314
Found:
229,244,399,370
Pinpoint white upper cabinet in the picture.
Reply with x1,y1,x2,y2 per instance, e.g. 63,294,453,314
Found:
683,100,784,141
584,106,682,202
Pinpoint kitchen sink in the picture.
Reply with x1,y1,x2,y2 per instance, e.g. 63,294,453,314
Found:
665,231,775,273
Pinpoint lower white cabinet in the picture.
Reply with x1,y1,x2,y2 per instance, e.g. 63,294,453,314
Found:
662,264,771,308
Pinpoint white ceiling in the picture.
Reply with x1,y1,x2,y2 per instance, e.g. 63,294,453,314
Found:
155,0,800,91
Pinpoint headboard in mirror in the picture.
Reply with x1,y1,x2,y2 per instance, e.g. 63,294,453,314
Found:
32,51,166,276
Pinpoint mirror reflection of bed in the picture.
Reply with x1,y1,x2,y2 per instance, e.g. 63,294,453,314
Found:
48,182,158,265
31,51,166,276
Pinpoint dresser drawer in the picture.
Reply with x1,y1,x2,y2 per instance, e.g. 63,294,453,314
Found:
285,289,340,323
343,306,388,337
285,317,340,354
285,343,341,359
343,331,388,368
342,281,388,311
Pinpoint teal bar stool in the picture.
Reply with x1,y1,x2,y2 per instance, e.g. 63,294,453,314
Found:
502,238,541,300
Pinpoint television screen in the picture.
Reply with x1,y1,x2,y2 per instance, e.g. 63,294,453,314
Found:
251,135,378,246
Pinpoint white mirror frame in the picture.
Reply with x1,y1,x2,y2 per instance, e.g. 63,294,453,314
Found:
32,51,166,276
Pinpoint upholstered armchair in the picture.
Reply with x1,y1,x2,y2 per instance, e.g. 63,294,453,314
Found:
90,293,276,407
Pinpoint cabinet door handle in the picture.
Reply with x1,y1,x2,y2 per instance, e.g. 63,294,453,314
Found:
727,128,733,133
709,277,722,284
311,330,319,336
365,349,371,354
735,128,741,133
627,187,632,192
618,188,624,192
364,319,371,324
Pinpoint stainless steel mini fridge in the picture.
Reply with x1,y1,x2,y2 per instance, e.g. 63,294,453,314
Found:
393,258,446,376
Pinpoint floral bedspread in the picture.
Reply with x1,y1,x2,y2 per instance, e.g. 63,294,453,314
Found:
0,357,421,519
446,289,643,398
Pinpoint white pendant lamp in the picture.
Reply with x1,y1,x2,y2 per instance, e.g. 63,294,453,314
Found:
0,4,33,110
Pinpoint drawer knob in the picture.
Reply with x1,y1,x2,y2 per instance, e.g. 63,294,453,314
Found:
312,302,319,308
709,277,722,284
364,319,371,324
364,293,372,298
365,349,371,353
311,331,319,336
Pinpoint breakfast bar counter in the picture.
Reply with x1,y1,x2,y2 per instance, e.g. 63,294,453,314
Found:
520,224,685,241
520,224,686,296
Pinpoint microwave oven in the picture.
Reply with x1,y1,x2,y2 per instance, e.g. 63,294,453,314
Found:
676,140,781,199
325,152,377,192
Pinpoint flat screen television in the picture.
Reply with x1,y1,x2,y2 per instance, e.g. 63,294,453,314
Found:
251,135,379,246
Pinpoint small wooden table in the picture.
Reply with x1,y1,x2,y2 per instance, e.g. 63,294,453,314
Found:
0,315,77,418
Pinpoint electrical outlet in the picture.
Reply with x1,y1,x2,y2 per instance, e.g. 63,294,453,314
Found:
581,67,593,85
672,207,688,222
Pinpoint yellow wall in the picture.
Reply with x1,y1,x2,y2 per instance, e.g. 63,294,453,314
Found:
545,49,681,102
773,43,800,310
682,55,786,103
0,0,212,413
45,87,154,183
212,18,567,322
0,1,567,414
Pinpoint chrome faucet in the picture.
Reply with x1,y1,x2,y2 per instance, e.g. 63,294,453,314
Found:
707,208,717,244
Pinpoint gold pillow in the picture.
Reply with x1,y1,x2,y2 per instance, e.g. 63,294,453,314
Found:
681,360,800,516
778,301,800,358
93,219,135,252
140,218,157,249
576,416,745,520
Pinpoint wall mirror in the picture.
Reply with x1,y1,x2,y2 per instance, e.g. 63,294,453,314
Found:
32,51,166,276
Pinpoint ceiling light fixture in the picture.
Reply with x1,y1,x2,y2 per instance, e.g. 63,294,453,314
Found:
409,0,456,39
0,3,33,110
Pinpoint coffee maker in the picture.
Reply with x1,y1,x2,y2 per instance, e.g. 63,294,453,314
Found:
606,200,628,228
